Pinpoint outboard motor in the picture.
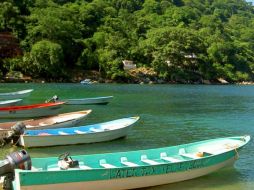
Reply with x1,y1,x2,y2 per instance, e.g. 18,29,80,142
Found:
0,122,26,147
58,152,79,170
45,95,59,103
0,150,31,190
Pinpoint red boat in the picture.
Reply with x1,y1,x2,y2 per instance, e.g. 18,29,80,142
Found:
0,102,65,118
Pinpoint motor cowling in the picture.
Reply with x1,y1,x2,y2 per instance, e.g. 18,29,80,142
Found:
0,149,31,176
11,122,26,136
0,122,26,147
0,150,31,190
45,95,59,103
6,149,31,171
58,152,79,170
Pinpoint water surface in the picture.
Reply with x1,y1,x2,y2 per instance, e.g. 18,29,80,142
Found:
0,83,253,190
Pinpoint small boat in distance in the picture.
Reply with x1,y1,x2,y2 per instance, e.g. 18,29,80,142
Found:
0,99,22,107
0,89,33,100
9,135,250,190
18,116,140,147
0,101,65,118
46,95,113,105
64,96,114,105
80,79,92,84
0,110,92,139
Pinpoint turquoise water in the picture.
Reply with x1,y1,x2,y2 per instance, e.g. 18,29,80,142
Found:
0,83,253,190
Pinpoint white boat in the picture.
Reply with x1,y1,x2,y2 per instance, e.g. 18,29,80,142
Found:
5,135,251,190
18,116,140,147
0,89,33,100
0,102,65,118
0,99,22,107
64,96,113,105
0,110,92,139
80,79,92,84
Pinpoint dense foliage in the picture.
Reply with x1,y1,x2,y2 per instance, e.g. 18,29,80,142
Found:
0,0,254,83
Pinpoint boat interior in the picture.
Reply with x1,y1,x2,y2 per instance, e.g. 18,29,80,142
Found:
25,117,138,136
30,137,246,172
33,149,228,171
31,150,213,171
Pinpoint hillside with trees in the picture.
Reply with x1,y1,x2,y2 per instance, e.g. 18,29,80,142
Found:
0,0,254,83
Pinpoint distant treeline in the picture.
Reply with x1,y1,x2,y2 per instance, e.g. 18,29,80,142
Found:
0,0,254,83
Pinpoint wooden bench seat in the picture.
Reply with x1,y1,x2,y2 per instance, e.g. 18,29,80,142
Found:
160,152,181,162
74,130,87,134
121,157,139,167
100,159,117,168
58,131,68,135
179,148,201,159
141,155,160,165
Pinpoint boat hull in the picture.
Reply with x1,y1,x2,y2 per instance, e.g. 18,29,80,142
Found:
12,136,250,190
0,106,62,118
19,117,139,147
0,110,91,130
20,122,133,147
0,102,65,118
64,96,113,105
0,89,33,100
0,99,22,107
14,154,236,190
0,110,92,139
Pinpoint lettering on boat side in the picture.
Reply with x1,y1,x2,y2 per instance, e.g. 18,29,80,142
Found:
110,159,211,179
9,110,16,114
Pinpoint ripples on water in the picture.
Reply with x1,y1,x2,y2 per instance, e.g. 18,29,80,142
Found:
0,83,253,190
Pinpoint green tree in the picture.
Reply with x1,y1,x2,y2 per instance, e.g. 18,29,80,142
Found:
143,26,206,81
0,1,19,31
29,40,64,78
23,4,82,67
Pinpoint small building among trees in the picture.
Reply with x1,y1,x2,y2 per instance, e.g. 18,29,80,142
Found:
123,60,136,70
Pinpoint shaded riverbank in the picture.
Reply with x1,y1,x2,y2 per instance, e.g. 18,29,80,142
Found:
2,68,254,85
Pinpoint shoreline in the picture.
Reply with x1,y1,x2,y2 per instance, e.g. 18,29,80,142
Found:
2,69,254,85
1,78,254,85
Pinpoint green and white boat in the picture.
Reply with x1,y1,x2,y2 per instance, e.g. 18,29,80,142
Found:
9,135,250,190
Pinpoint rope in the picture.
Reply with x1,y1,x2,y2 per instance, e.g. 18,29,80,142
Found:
224,143,239,160
12,136,21,146
234,148,239,160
